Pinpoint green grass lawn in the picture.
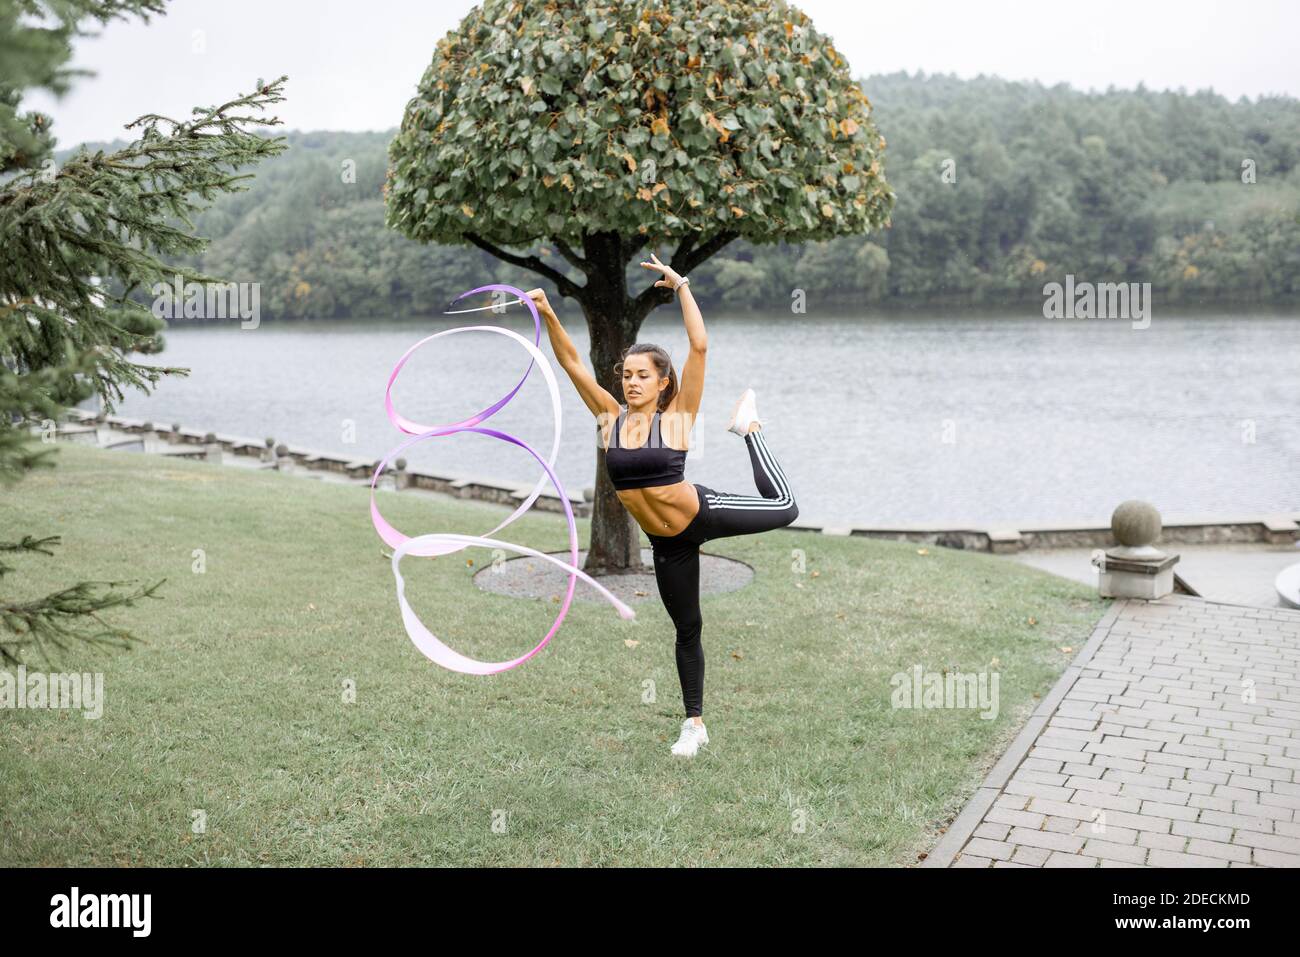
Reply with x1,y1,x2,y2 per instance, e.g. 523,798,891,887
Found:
0,442,1109,866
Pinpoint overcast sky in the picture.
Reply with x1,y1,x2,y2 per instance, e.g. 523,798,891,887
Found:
28,0,1299,148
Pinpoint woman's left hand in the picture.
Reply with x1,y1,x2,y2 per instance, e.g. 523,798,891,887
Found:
639,251,683,290
523,287,556,318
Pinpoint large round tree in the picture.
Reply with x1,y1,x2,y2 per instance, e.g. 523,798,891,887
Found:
386,0,892,574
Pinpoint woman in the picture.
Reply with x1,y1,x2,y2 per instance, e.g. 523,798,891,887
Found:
525,252,799,758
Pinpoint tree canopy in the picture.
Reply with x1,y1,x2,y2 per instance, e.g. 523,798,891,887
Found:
385,0,893,253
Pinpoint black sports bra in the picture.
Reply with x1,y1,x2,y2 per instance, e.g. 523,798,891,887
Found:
604,405,688,491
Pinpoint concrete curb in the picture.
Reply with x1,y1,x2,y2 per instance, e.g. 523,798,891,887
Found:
920,597,1128,868
795,515,1300,552
58,409,590,517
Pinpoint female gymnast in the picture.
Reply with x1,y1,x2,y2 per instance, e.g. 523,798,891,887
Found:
525,252,798,758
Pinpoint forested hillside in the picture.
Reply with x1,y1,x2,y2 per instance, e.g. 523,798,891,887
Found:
68,72,1300,318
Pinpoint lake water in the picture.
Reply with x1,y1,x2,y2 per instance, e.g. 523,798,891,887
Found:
111,309,1300,528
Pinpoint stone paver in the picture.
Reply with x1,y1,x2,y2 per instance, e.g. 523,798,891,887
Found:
926,594,1300,868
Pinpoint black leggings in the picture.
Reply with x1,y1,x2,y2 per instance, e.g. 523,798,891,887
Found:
644,429,799,718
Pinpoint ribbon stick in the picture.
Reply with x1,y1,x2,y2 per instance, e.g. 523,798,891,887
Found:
441,297,528,315
370,283,634,675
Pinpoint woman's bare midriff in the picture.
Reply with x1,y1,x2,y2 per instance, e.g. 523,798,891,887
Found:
616,482,701,536
602,406,700,536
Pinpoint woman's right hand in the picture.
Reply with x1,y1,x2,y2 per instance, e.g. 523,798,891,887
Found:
639,251,684,290
524,288,556,318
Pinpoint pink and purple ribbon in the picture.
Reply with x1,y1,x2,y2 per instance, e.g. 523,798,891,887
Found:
369,283,635,674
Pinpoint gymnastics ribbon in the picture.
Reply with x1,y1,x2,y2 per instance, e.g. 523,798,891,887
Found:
370,283,635,675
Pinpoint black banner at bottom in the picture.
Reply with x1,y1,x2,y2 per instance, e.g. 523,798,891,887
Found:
0,864,1287,943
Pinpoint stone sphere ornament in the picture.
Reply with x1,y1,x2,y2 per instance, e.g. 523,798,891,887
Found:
1108,500,1166,561
1112,500,1161,546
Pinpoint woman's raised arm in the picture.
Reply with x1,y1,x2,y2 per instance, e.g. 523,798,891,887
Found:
524,288,620,421
639,253,706,419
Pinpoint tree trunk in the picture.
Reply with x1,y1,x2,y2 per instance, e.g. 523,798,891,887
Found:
584,312,645,576
579,231,651,577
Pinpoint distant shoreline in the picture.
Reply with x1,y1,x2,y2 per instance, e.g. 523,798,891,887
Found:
145,302,1300,328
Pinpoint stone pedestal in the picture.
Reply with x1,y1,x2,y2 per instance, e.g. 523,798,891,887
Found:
1096,500,1179,600
1098,553,1180,599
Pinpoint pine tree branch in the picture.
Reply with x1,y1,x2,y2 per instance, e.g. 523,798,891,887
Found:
1,6,286,669
0,534,61,579
0,534,61,557
0,75,289,420
0,577,163,667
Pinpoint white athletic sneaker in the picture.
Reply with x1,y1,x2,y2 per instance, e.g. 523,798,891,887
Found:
670,718,709,757
727,388,762,436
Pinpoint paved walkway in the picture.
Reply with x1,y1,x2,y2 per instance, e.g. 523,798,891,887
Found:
1011,544,1300,610
925,594,1300,868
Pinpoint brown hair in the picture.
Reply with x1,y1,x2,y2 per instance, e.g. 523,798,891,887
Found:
615,344,678,412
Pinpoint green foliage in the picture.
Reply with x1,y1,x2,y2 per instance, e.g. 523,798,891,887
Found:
0,0,286,664
864,72,1300,304
0,1,166,176
144,131,515,319
385,0,893,249
2,78,290,424
143,73,1300,318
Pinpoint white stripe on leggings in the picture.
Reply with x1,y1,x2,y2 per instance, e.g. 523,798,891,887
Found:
707,434,785,509
705,430,794,510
